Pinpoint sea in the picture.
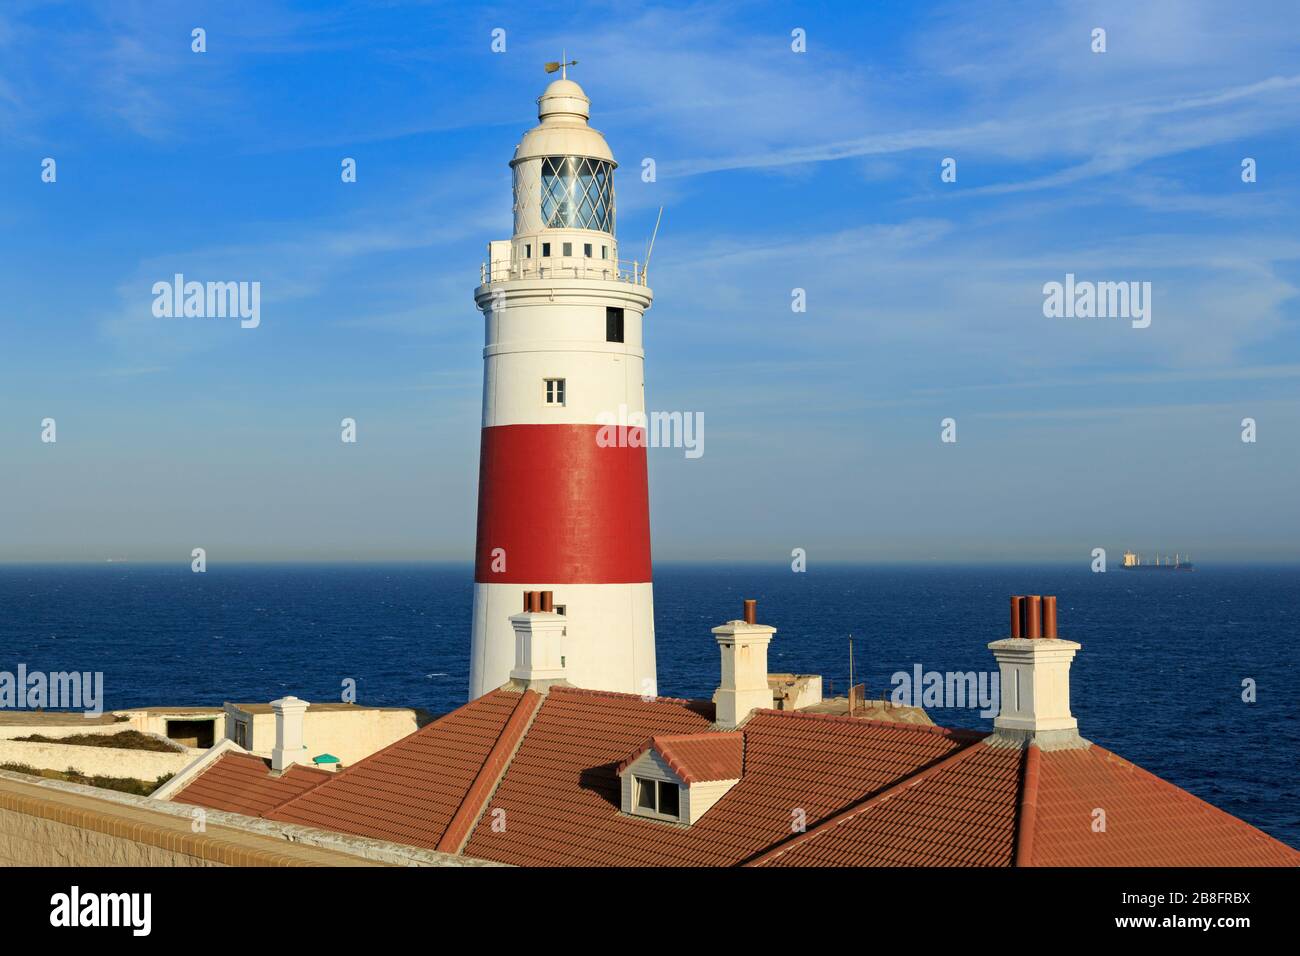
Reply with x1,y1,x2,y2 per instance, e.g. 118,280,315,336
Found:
1,562,1295,848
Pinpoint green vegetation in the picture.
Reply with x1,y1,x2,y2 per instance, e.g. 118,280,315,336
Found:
0,763,174,797
11,730,182,752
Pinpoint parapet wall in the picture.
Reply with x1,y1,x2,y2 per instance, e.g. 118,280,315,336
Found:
0,770,499,867
0,739,196,780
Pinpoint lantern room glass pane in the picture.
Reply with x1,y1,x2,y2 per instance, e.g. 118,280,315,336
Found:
540,156,615,231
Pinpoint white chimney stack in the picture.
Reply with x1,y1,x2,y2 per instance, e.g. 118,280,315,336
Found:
508,590,567,690
270,695,310,772
713,599,775,729
988,595,1086,747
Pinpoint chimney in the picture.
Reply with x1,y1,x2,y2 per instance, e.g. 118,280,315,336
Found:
987,594,1085,748
270,696,310,772
712,599,776,729
508,589,566,689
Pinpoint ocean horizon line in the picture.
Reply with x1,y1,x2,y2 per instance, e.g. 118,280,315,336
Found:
2,558,1297,569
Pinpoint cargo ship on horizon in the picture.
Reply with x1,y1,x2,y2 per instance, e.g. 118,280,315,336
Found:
1122,550,1195,570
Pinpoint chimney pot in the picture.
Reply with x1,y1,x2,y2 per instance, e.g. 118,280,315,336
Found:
743,599,757,625
523,590,533,613
1025,595,1042,638
541,591,554,613
1010,596,1024,638
1042,596,1058,639
528,590,543,613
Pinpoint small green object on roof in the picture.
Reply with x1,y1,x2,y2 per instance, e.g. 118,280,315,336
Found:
313,753,340,765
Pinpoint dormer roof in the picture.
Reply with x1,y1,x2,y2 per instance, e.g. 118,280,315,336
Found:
617,733,743,785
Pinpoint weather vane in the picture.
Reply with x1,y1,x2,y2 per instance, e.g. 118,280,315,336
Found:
544,51,578,79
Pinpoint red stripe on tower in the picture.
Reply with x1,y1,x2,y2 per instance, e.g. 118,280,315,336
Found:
474,424,651,584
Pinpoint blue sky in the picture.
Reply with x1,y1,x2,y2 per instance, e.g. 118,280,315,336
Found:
2,0,1298,563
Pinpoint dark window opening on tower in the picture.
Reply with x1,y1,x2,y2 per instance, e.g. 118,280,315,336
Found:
601,245,608,259
524,244,531,258
545,378,566,406
606,307,625,343
562,242,573,256
584,243,592,258
542,242,551,257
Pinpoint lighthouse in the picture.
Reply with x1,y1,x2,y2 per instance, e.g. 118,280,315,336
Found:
468,68,656,700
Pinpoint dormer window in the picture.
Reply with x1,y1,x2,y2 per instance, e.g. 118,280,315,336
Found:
634,777,680,821
617,733,743,825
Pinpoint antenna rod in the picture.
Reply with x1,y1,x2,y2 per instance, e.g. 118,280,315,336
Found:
848,634,855,717
644,206,664,280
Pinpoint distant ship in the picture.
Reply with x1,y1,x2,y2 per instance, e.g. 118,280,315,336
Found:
1121,550,1195,571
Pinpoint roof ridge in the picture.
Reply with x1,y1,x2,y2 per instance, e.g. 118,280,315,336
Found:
748,707,988,741
743,738,989,867
438,689,543,854
549,685,704,706
1013,742,1039,867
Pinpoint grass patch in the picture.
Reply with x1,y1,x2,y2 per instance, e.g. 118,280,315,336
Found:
11,730,183,752
0,762,174,797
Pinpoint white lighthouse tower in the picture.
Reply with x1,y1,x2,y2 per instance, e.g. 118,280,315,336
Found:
469,68,657,700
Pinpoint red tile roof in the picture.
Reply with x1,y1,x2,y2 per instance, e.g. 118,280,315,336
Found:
750,741,1022,867
462,688,974,866
436,690,542,853
262,689,523,848
1027,745,1300,867
618,733,744,784
174,683,1299,867
172,753,330,817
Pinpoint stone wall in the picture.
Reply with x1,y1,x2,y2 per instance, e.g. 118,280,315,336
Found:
0,769,502,867
0,739,196,780
0,721,125,741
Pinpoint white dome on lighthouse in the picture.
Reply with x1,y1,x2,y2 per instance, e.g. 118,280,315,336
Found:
538,78,589,121
513,77,614,166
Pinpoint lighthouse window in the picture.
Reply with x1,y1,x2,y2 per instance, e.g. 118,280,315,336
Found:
545,378,566,406
540,156,615,232
542,242,551,257
601,245,608,259
562,242,573,257
606,307,625,343
524,244,531,258
584,243,592,258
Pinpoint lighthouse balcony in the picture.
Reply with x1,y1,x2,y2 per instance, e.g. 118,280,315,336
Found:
481,255,647,287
